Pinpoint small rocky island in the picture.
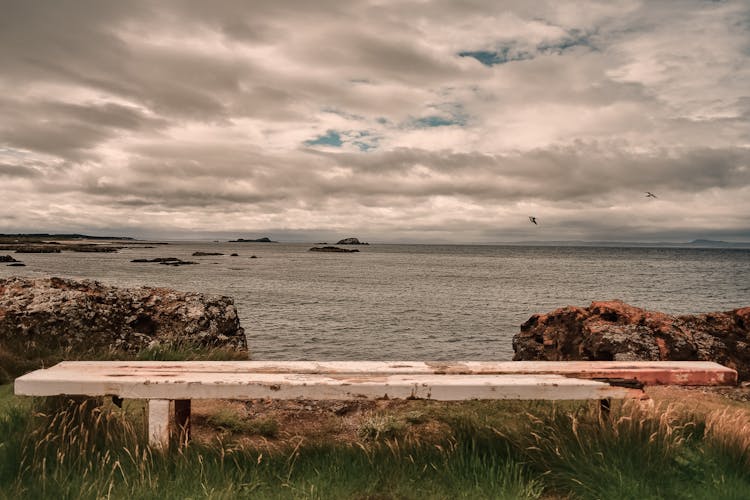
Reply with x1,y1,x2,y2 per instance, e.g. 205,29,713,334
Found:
2,254,26,266
131,257,198,266
336,237,369,245
229,237,276,243
309,246,360,253
513,300,750,381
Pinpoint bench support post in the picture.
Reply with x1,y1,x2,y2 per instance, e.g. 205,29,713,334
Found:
174,399,191,444
599,398,611,419
148,399,170,449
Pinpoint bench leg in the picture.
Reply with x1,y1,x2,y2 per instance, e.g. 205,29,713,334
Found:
599,398,611,419
148,399,170,449
175,399,191,444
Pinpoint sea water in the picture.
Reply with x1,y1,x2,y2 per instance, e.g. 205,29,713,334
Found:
2,243,748,360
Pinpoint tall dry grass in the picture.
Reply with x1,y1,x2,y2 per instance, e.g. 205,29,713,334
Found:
2,385,750,498
1,395,543,499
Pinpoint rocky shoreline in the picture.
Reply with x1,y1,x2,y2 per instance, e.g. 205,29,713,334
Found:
0,234,162,255
513,300,750,381
1,275,747,383
0,277,247,355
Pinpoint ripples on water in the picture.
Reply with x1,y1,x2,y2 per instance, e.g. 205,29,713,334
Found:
2,243,748,360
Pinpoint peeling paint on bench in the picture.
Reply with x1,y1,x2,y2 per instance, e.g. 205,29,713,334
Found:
24,360,735,385
14,360,737,448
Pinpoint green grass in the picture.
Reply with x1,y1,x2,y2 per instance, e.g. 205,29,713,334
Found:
3,345,750,499
496,403,750,499
357,412,407,440
2,385,750,499
0,388,541,499
206,409,280,438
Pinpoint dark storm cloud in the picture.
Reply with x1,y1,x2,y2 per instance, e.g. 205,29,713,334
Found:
0,164,40,179
0,1,284,122
0,1,139,86
48,143,748,216
0,97,166,160
310,145,750,203
298,31,463,84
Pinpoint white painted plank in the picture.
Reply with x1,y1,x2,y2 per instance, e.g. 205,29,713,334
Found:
35,360,737,385
49,360,731,373
15,372,641,400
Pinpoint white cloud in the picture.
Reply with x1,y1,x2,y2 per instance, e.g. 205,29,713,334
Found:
0,0,748,242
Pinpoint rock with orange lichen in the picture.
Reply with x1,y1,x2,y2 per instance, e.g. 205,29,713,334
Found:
513,300,750,380
0,276,247,354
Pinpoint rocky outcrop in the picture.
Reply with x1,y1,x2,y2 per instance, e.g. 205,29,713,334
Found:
0,255,19,262
513,300,750,380
309,246,359,253
131,257,198,266
336,237,368,245
67,245,120,252
0,277,247,354
230,237,275,243
10,246,61,253
0,234,126,253
0,244,120,253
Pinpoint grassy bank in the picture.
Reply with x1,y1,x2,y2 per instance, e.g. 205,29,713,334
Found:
2,382,750,499
2,344,750,498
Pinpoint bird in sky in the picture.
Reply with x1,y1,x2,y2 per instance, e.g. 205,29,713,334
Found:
645,191,657,198
529,216,538,225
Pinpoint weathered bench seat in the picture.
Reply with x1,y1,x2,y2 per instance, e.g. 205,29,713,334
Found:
14,360,737,447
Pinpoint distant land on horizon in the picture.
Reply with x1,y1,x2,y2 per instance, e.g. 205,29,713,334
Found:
1,233,749,248
500,239,750,249
0,233,136,241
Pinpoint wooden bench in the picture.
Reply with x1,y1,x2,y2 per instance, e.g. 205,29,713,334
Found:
14,360,737,448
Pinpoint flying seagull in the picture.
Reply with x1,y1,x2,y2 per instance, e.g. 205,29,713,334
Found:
528,216,538,225
645,191,657,198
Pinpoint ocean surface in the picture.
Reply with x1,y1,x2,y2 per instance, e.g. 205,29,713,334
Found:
2,242,749,360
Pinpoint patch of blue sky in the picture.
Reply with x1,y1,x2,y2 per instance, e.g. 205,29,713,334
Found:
537,29,596,54
412,115,462,128
352,139,378,152
304,129,380,152
460,30,594,67
349,130,379,152
458,45,532,66
411,102,468,129
304,130,343,147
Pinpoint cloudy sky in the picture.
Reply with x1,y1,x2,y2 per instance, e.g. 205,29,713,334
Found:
1,0,749,243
